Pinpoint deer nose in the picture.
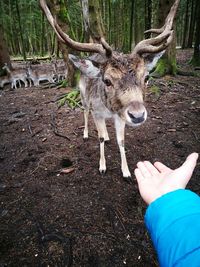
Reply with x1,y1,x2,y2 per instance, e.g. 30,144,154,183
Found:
128,111,145,124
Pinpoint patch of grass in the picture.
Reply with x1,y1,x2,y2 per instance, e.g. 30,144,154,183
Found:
57,89,82,109
149,85,160,97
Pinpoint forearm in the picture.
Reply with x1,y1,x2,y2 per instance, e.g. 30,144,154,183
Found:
145,189,200,267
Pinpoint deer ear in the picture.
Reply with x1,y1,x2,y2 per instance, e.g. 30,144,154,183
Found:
143,51,165,71
68,54,83,69
68,54,100,78
88,53,108,65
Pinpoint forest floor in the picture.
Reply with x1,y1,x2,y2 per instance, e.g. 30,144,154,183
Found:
0,49,200,267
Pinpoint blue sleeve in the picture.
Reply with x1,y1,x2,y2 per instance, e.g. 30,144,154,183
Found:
145,189,200,267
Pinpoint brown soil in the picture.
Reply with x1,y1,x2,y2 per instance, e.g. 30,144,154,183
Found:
0,49,200,267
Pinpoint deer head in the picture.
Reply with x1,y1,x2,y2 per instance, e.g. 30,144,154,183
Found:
40,0,179,127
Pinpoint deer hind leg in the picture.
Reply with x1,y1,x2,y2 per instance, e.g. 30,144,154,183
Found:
115,116,131,178
11,79,17,89
23,78,28,88
93,115,107,174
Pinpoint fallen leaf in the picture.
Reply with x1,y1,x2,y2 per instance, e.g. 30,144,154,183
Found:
60,167,75,174
167,128,176,132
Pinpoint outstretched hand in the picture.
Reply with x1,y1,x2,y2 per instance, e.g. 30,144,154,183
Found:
134,153,199,205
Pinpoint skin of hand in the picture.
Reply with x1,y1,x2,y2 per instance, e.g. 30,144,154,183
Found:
134,153,199,205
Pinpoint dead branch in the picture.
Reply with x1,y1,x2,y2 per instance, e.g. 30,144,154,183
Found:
50,112,71,141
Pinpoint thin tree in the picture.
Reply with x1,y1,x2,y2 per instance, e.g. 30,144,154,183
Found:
182,0,189,49
0,24,12,71
15,0,26,60
191,0,200,66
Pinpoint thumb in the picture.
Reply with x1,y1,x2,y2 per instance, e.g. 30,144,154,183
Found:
175,152,199,186
182,153,199,169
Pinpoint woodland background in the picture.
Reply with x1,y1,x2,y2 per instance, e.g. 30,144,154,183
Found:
0,0,200,80
0,1,200,266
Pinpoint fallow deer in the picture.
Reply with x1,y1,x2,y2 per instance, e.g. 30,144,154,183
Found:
27,64,55,87
53,60,67,82
3,64,28,89
0,75,11,89
40,0,180,179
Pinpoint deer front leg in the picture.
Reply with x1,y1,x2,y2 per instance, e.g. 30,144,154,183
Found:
115,116,131,178
93,116,107,174
83,109,89,139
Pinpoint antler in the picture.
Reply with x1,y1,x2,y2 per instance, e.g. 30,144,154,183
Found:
132,0,180,56
39,0,112,57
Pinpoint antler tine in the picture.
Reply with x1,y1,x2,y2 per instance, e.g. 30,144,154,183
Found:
54,22,107,56
134,31,173,55
100,37,113,57
145,0,179,35
133,0,180,56
39,0,111,57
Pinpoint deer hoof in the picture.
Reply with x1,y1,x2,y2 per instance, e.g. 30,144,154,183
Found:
122,169,131,178
99,169,106,176
105,140,111,145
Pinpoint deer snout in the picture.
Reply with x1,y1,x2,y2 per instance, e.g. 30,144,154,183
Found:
126,104,147,126
128,111,145,124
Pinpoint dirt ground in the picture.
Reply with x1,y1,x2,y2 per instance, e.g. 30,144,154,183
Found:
0,49,200,267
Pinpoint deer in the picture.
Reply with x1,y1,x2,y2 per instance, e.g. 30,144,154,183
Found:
0,75,11,89
40,0,180,180
27,63,55,87
3,64,28,89
53,60,67,82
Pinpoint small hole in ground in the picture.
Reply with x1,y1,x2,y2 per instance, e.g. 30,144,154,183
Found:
60,158,73,168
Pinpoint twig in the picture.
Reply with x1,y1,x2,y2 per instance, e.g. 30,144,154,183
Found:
113,208,127,232
192,131,200,143
50,112,71,141
31,129,43,137
28,124,33,135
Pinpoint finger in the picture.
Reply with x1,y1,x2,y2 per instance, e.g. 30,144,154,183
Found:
180,152,199,175
134,168,145,183
144,161,160,176
137,161,152,178
182,152,199,168
171,153,199,188
154,161,171,173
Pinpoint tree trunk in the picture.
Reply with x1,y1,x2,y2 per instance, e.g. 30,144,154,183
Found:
129,0,135,51
182,0,189,49
88,0,105,41
15,0,26,61
47,0,75,86
187,0,196,48
40,12,45,56
191,0,200,66
0,24,12,72
81,0,90,42
151,0,178,77
145,0,152,39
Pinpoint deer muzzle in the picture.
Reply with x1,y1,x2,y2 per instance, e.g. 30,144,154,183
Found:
125,102,147,126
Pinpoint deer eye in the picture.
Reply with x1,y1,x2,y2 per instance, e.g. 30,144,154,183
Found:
104,78,112,86
144,75,150,84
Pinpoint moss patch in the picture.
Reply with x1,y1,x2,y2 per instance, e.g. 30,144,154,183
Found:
151,57,177,78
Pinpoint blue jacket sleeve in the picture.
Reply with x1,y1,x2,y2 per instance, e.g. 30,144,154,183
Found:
145,189,200,267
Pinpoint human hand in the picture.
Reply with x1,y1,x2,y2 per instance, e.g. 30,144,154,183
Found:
134,153,199,205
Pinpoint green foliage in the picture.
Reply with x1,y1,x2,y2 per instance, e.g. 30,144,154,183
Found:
57,89,82,109
149,85,160,97
59,79,68,87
